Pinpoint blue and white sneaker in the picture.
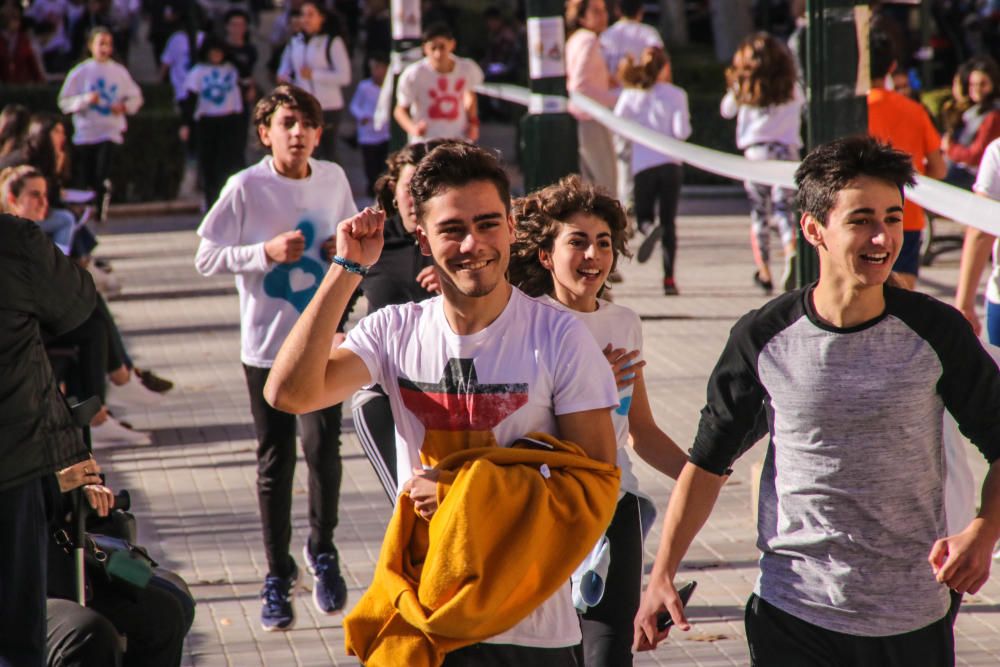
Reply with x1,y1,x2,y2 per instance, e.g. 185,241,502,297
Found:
260,560,299,632
303,545,348,614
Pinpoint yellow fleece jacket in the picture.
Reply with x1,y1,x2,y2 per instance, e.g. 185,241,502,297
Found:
344,432,621,666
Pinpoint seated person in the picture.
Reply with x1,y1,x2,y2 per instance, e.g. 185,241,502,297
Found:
46,459,195,667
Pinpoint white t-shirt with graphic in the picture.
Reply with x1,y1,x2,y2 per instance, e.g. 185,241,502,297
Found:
972,138,1000,306
194,157,358,367
57,58,143,145
342,287,619,648
541,296,644,498
395,56,484,143
183,63,244,119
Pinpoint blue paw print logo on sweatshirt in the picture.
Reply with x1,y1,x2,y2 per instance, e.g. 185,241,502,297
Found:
201,69,236,106
89,78,118,116
263,221,326,313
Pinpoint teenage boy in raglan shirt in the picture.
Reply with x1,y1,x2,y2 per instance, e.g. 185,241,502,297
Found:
634,136,1000,667
194,84,357,632
264,142,620,665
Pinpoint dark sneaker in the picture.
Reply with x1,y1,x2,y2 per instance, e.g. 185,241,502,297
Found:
303,545,348,614
260,561,299,632
753,271,774,295
137,368,174,393
636,224,663,264
663,278,679,296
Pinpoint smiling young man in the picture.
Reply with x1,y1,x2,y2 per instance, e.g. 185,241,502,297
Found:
194,84,358,632
264,142,619,665
633,136,1000,666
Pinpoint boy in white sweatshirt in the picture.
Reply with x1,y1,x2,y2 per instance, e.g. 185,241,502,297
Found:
194,84,358,632
58,26,143,215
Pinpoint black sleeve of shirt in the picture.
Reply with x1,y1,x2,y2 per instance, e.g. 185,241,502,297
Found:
23,219,97,336
889,288,1000,463
690,291,803,475
689,312,770,475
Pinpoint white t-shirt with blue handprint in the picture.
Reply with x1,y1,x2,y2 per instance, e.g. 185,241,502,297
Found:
184,63,244,119
194,156,358,367
58,58,144,145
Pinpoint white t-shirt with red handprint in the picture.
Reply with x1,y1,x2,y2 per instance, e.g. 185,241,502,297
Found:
396,56,484,143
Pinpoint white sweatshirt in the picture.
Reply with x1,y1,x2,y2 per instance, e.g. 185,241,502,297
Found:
194,156,358,367
58,58,143,145
277,33,351,111
719,84,804,151
614,82,691,173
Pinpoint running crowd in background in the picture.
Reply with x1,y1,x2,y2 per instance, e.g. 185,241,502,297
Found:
3,0,1000,666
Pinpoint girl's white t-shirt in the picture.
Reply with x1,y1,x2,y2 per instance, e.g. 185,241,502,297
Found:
541,295,645,498
720,84,805,150
614,82,692,173
342,287,619,648
972,138,1000,305
184,63,244,119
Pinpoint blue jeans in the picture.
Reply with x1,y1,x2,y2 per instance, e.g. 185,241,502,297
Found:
987,300,1000,346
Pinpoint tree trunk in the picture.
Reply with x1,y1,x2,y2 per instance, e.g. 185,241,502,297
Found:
659,0,688,46
710,0,753,62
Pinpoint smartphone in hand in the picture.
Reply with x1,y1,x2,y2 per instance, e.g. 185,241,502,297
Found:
655,580,698,631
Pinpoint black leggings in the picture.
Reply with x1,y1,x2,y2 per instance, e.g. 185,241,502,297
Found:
580,493,643,666
72,141,115,217
243,365,343,577
633,163,682,280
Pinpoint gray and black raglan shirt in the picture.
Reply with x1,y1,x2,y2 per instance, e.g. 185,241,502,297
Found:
690,285,1000,637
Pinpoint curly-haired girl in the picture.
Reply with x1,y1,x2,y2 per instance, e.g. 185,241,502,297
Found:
721,32,803,293
510,174,686,666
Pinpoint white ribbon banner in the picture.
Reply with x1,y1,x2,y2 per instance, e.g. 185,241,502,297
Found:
475,83,1000,237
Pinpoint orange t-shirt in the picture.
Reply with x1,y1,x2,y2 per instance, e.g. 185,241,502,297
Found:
867,88,942,231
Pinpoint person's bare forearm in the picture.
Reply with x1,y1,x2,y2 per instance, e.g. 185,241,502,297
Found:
649,462,726,581
393,105,416,135
632,427,687,480
975,460,1000,543
264,265,361,412
956,225,995,311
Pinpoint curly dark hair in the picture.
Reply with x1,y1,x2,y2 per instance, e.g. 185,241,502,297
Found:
373,139,456,216
510,175,630,298
794,135,915,225
726,32,796,107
